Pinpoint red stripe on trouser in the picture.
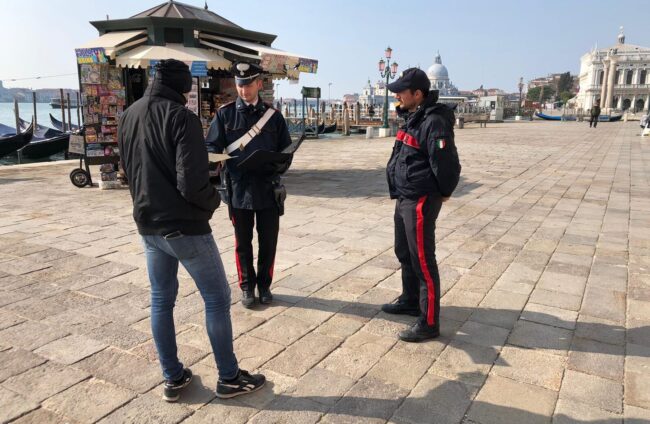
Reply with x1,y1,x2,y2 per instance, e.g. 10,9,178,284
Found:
416,195,436,326
269,255,275,280
231,217,243,287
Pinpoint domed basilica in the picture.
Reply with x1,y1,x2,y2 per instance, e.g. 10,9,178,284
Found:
427,53,459,96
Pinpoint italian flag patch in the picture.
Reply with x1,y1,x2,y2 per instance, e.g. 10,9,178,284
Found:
436,139,446,149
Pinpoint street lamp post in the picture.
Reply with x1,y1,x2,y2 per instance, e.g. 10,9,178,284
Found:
378,46,398,129
518,77,524,117
328,82,332,105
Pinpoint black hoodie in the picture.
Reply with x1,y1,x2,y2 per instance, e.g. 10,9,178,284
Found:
386,92,461,199
118,83,220,236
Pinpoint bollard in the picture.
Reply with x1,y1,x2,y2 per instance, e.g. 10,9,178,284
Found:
366,126,374,139
456,116,465,129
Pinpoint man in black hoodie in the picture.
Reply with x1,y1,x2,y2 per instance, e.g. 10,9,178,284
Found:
382,68,461,342
118,59,265,402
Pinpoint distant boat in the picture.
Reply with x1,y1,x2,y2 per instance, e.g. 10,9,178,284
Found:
535,112,576,121
0,121,34,159
535,111,623,122
50,97,78,109
49,113,80,132
18,118,69,159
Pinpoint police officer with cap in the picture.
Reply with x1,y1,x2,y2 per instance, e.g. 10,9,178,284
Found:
382,67,461,342
206,61,292,309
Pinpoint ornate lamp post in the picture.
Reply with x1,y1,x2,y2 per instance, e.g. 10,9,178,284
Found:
378,46,398,129
518,77,524,117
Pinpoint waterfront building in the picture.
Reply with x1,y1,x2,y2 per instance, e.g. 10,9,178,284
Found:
576,28,650,112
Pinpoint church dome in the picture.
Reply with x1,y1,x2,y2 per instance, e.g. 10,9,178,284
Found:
427,53,448,79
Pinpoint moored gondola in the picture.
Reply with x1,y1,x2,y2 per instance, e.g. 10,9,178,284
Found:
19,117,64,139
19,134,70,159
49,113,80,132
0,122,34,159
323,122,337,133
17,118,70,159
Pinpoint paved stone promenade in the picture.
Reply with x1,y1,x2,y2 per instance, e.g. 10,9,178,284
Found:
0,121,649,423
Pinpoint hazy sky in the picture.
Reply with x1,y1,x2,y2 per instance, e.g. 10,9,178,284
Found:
1,0,649,99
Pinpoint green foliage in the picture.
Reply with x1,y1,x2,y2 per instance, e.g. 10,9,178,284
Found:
560,91,573,105
527,85,555,102
557,72,574,94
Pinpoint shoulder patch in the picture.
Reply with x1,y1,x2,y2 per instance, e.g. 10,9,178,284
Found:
218,101,235,109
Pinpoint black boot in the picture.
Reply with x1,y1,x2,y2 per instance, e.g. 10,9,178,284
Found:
259,288,273,305
241,290,255,308
381,300,419,317
398,322,440,343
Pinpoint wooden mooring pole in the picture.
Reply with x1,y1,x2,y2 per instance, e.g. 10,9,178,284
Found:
59,88,67,132
76,92,81,128
13,98,20,133
66,93,72,131
14,98,22,164
32,92,37,128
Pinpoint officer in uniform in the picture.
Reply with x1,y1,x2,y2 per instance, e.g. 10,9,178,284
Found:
206,61,292,308
382,68,461,342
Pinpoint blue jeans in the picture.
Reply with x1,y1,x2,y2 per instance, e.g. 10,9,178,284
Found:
142,233,239,381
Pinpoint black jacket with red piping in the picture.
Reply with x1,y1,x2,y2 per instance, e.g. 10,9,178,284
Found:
386,92,461,200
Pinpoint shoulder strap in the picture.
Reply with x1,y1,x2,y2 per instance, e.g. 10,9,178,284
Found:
225,108,276,154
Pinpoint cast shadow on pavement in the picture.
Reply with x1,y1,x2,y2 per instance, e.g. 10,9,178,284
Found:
286,169,478,199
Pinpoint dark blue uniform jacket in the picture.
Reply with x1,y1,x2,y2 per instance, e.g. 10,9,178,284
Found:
386,92,462,199
206,97,292,210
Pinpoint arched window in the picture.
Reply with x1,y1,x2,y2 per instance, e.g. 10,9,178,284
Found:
641,70,648,85
635,98,645,112
622,98,631,110
626,70,633,85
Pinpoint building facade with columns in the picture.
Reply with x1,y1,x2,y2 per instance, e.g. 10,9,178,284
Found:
576,29,650,113
358,79,396,107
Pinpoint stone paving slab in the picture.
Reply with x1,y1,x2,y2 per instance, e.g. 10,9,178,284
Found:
0,121,649,422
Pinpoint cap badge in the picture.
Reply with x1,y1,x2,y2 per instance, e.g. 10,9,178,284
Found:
236,63,250,76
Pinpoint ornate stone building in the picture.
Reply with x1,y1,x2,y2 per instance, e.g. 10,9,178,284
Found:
358,79,395,107
426,53,459,96
576,28,650,112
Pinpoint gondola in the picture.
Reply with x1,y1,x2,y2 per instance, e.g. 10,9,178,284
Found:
18,118,70,159
323,122,337,133
535,111,623,122
19,117,64,139
0,122,34,159
49,113,80,132
317,121,325,134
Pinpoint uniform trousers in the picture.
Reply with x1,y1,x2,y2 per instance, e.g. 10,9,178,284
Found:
394,195,443,328
230,206,280,293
